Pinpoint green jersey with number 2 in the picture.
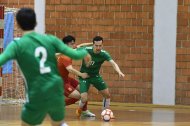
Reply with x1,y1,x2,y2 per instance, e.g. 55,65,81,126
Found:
0,32,87,102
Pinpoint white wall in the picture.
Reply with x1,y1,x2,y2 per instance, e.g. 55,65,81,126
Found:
153,0,178,105
34,0,45,34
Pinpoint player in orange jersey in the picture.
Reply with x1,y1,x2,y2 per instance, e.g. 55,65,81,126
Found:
57,35,95,117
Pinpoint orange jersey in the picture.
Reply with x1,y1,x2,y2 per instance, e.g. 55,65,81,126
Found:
57,55,72,81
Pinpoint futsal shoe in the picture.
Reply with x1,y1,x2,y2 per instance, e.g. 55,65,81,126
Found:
81,110,96,117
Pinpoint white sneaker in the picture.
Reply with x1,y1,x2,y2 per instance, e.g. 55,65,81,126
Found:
81,110,96,117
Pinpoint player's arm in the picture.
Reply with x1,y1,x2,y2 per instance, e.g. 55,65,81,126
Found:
0,42,16,66
0,53,11,66
52,35,90,61
66,65,89,79
109,60,125,77
76,42,93,48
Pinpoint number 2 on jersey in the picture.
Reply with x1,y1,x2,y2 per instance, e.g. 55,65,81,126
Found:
35,47,51,74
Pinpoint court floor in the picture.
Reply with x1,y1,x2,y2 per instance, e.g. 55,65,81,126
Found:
1,102,190,126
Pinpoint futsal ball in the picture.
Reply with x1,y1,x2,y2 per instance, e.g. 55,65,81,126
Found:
101,109,113,122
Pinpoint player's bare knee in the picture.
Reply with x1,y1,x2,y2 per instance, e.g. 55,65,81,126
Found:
101,92,110,98
75,91,81,99
104,94,110,99
76,94,81,100
104,92,111,98
81,96,88,103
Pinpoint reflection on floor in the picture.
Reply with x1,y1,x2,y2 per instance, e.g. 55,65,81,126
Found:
1,102,190,126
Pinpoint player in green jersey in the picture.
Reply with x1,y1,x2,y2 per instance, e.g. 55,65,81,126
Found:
0,8,91,126
76,36,125,118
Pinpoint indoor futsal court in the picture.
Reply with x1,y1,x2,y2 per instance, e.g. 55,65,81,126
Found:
1,0,190,126
1,103,190,126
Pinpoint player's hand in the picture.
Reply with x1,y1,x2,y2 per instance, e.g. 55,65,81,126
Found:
84,54,91,67
119,72,125,78
80,73,89,79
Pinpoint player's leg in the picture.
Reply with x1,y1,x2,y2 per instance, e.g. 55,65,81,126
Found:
68,78,86,109
92,75,114,118
99,88,111,110
49,96,68,126
92,81,110,110
65,78,94,117
67,77,81,99
64,81,80,105
65,90,80,106
76,92,88,117
21,102,47,126
73,84,88,111
74,82,88,111
69,77,95,117
76,78,91,117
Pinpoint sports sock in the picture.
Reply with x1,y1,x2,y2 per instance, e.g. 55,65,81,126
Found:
79,100,86,109
102,98,110,110
82,101,88,111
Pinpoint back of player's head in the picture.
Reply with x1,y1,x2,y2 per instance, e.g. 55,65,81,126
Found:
62,35,76,44
16,8,36,31
93,36,103,43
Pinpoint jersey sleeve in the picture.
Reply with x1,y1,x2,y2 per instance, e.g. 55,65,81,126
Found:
0,41,17,66
50,35,88,60
104,50,112,61
76,46,86,50
58,56,72,67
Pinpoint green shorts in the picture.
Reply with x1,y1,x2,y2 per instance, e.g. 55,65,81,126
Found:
79,75,108,93
21,96,65,125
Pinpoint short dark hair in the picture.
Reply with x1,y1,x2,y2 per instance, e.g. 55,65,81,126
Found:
93,36,103,43
16,8,36,30
62,35,75,44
